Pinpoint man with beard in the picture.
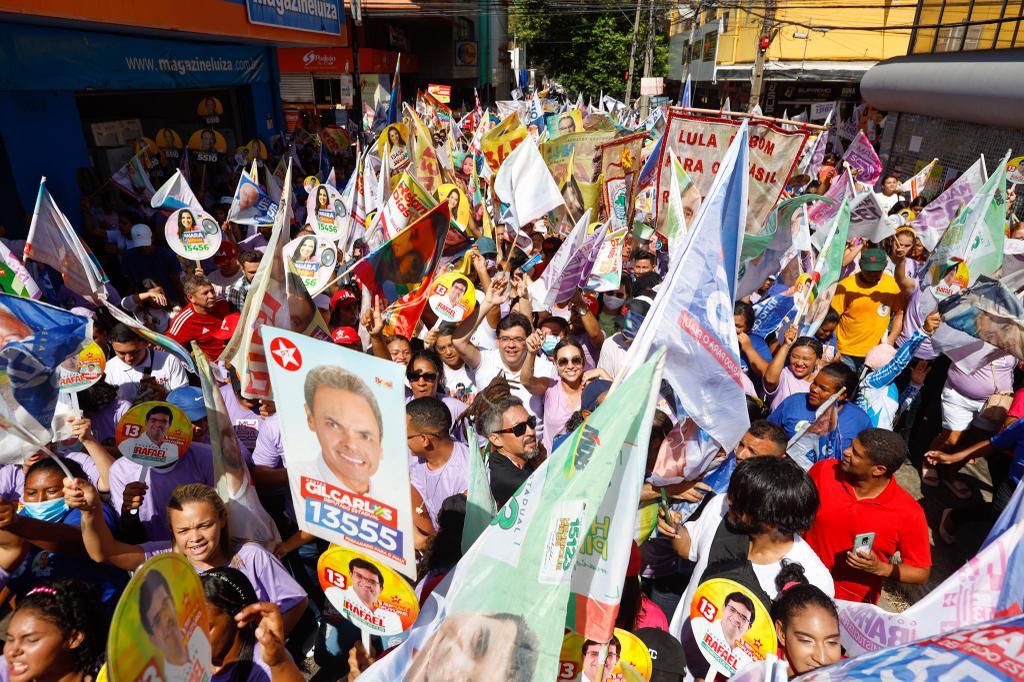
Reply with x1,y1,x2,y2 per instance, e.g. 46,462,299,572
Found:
481,397,541,507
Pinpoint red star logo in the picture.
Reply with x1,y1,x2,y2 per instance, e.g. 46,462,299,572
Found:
269,337,303,371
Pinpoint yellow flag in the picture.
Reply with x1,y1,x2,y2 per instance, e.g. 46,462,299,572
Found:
407,107,442,195
481,112,528,173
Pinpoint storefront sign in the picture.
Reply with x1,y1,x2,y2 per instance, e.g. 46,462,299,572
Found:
246,0,343,36
277,47,413,74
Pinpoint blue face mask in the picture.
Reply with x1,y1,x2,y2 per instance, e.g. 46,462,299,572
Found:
622,309,646,340
21,498,70,523
541,335,559,356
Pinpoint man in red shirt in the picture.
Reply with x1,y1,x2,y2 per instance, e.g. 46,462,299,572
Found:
803,428,931,603
168,274,230,358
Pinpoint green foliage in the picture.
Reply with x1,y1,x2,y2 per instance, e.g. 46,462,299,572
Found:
511,0,669,101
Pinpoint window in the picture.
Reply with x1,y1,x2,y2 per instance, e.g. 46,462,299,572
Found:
456,17,474,41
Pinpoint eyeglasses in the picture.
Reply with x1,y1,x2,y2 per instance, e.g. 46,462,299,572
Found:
725,603,752,625
407,371,438,383
494,415,537,437
557,356,584,368
498,336,526,344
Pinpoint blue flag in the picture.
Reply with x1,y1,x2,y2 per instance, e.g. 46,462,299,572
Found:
680,74,692,108
0,294,88,431
751,293,796,339
637,132,663,189
387,55,402,125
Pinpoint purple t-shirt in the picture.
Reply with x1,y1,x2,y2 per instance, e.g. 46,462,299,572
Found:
211,646,275,681
219,383,264,452
896,284,939,361
767,366,811,412
108,443,215,541
140,541,306,614
408,441,470,528
251,413,284,469
946,354,1015,401
404,390,468,442
88,398,132,444
0,451,101,501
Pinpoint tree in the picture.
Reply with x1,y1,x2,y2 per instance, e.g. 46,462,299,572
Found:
511,0,668,101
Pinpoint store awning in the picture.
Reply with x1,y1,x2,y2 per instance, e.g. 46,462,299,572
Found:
713,60,877,82
861,49,1024,129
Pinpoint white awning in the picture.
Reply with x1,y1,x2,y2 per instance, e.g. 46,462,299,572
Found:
713,60,877,82
861,49,1024,129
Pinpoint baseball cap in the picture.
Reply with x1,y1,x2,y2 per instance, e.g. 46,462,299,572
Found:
635,628,686,682
332,326,361,348
166,386,207,422
859,247,888,272
475,237,498,257
331,289,357,309
213,240,239,265
130,224,152,248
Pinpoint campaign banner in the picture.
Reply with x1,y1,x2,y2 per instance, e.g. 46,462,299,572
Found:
164,208,222,261
654,112,808,234
846,190,893,243
227,170,278,226
913,157,988,251
481,112,529,173
116,401,192,468
408,109,442,195
378,173,437,241
306,182,348,242
842,130,883,185
151,168,202,212
585,227,626,292
547,110,584,139
107,553,212,682
542,130,617,189
437,183,471,232
263,327,416,578
938,276,1024,361
57,341,105,393
284,235,338,297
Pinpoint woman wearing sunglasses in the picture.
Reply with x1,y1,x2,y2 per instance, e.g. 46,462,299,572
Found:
521,331,589,454
405,349,468,440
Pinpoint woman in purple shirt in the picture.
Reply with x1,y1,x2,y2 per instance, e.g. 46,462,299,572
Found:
64,479,308,637
202,567,305,682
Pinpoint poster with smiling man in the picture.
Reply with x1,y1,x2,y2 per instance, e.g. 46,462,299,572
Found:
263,326,415,579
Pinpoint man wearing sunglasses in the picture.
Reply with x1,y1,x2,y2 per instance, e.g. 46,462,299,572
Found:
480,396,541,507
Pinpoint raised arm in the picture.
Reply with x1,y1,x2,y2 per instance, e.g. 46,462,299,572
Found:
519,330,556,397
63,477,146,572
453,275,509,369
764,326,798,392
69,417,114,493
361,297,390,360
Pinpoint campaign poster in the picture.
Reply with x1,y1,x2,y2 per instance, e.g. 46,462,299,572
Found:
558,629,653,682
427,271,476,323
116,401,193,468
681,579,776,679
586,228,626,292
164,208,223,261
547,111,584,139
156,128,183,160
303,175,320,194
57,341,106,393
187,128,227,157
437,183,471,232
305,183,348,241
107,552,212,682
283,235,338,296
379,123,412,175
263,327,416,578
319,544,419,644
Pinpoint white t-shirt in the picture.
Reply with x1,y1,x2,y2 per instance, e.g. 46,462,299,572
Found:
443,363,478,402
207,268,244,297
104,349,190,402
875,192,901,215
597,333,631,379
668,494,835,642
161,627,211,681
324,585,404,635
473,349,555,439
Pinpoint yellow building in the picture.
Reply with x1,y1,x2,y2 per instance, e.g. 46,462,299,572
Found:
669,1,917,116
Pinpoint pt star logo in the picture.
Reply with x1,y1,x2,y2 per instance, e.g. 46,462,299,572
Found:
270,337,303,371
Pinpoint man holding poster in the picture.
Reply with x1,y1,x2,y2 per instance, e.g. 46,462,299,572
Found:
263,327,415,578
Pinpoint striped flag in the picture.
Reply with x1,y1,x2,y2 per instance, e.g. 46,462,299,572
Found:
0,241,40,299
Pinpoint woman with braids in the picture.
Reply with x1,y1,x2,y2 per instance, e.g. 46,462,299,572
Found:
771,561,842,678
2,579,107,681
202,567,305,682
63,479,308,636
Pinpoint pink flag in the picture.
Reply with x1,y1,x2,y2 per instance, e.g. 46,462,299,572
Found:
842,131,882,185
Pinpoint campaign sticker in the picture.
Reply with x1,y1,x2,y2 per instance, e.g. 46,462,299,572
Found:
683,578,776,678
427,271,477,323
305,183,347,241
58,341,106,393
318,544,419,638
1006,155,1024,186
284,235,338,296
165,208,223,260
558,629,653,681
116,401,193,467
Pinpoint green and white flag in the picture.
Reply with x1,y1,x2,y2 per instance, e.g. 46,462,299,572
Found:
462,423,496,554
923,150,1009,287
811,197,851,298
362,352,664,681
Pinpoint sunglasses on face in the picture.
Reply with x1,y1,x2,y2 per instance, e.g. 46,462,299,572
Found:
557,355,584,368
407,371,438,383
494,415,537,437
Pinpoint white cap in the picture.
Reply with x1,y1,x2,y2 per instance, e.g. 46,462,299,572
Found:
130,223,152,248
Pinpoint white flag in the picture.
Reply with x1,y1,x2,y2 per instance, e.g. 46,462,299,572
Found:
151,169,202,211
493,136,564,228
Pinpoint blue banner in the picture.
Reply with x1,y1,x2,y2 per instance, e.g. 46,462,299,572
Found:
246,0,343,36
0,24,269,91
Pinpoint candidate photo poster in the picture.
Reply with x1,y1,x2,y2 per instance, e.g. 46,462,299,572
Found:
262,327,416,578
107,552,212,682
164,208,223,261
305,183,347,242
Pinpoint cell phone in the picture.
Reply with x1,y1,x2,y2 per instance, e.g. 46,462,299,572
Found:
853,532,875,554
520,253,543,273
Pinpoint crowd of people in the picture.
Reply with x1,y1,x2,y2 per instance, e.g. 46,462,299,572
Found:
0,93,1021,682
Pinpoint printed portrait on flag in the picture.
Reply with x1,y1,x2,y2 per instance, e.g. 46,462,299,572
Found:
547,111,583,139
228,171,278,226
164,208,222,260
305,183,347,242
379,123,412,174
263,328,416,577
558,629,653,682
437,183,471,231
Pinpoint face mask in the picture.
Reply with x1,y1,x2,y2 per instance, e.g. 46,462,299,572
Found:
540,335,559,356
622,309,646,340
21,498,70,523
603,295,626,310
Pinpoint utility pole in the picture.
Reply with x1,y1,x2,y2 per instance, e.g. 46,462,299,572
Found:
638,0,656,119
748,0,775,112
624,0,644,106
351,0,364,136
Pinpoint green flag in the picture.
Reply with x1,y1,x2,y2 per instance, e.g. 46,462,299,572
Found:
461,424,496,554
924,151,1009,287
812,198,851,298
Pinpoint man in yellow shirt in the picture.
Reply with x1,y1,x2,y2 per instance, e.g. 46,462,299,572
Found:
830,248,905,372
